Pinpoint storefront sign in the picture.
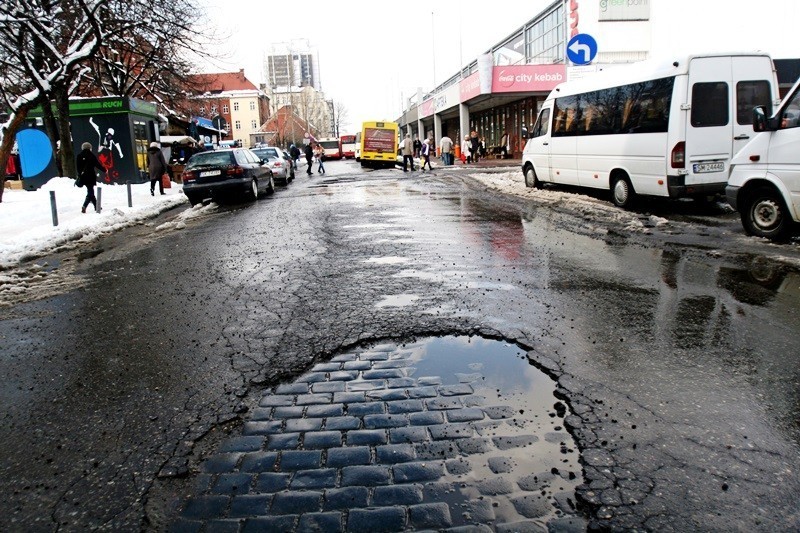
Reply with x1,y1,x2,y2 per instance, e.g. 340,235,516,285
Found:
460,72,481,102
434,83,461,112
599,0,650,21
491,65,567,93
419,99,434,118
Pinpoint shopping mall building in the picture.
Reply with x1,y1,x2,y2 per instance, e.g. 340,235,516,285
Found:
397,0,799,159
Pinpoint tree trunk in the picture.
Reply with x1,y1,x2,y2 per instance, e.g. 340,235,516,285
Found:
41,93,59,161
0,104,35,203
54,86,76,178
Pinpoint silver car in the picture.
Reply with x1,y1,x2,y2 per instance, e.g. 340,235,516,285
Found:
252,147,293,184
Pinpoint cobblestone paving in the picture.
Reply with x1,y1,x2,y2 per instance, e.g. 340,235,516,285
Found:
171,337,587,532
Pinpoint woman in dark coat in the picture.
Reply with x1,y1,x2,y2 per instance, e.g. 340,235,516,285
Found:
147,141,168,195
76,141,104,213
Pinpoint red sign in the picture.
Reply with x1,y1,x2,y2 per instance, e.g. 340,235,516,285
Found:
459,72,481,102
419,99,434,118
491,65,566,93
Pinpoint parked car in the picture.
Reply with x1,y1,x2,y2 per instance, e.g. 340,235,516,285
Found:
726,76,800,241
281,149,296,180
181,148,274,206
252,147,292,184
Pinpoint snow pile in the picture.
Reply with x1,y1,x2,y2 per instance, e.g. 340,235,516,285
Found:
0,177,186,269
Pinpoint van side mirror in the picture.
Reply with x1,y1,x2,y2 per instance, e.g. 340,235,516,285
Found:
521,126,529,139
753,106,767,132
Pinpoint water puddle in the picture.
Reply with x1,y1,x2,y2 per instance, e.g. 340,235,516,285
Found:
374,293,420,308
181,335,586,530
364,256,410,265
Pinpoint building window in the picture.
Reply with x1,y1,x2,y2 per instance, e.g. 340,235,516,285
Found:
211,105,217,114
249,101,256,111
235,120,241,130
222,104,229,114
199,106,206,115
251,119,257,130
234,102,239,111
525,4,565,64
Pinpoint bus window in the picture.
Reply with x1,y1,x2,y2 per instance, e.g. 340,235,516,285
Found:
691,82,729,127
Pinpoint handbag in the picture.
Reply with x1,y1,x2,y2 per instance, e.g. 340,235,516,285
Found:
161,173,171,189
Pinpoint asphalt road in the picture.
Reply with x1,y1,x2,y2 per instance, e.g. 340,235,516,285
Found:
0,159,798,531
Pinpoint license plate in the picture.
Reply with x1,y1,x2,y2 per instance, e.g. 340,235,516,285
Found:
692,162,724,174
199,170,221,177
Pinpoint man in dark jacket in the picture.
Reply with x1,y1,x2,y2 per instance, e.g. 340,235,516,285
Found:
76,141,104,213
304,143,314,175
147,141,168,195
289,144,300,169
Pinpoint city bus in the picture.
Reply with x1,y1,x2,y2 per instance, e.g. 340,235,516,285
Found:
521,52,779,208
340,134,357,159
360,121,398,169
317,137,342,159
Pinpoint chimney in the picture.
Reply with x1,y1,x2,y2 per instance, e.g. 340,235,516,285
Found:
239,68,244,81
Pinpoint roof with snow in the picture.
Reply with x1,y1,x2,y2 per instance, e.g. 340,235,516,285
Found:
189,69,258,93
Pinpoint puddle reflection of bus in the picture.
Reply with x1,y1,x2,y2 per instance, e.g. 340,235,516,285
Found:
318,137,342,159
340,134,356,159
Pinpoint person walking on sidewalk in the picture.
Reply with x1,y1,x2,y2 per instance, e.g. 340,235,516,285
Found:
462,135,472,163
75,142,104,213
440,134,453,166
402,133,415,171
420,138,432,172
470,131,481,163
289,144,300,169
304,142,314,175
147,141,168,196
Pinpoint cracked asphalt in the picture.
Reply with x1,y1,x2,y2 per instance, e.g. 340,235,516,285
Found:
0,159,798,531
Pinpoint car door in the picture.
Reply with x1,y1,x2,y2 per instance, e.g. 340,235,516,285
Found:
769,89,800,218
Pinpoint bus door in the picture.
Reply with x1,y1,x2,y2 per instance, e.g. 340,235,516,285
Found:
528,105,553,182
685,56,734,185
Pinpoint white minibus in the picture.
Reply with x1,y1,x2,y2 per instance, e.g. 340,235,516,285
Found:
726,76,800,240
522,52,779,207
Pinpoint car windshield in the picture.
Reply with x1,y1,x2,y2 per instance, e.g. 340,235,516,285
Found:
252,148,280,160
186,151,234,168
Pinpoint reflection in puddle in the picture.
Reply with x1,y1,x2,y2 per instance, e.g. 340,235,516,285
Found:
375,293,420,308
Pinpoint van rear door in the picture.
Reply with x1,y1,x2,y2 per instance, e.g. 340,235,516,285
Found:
685,56,733,188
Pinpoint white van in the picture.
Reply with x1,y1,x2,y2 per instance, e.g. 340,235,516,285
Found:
522,52,779,208
726,76,800,240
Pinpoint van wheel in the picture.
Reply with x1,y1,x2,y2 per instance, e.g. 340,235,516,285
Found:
741,186,793,240
524,165,542,189
611,175,635,208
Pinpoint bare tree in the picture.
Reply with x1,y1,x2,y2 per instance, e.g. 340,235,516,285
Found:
0,0,105,196
331,100,349,138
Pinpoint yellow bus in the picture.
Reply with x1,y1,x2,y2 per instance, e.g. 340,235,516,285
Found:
360,121,398,169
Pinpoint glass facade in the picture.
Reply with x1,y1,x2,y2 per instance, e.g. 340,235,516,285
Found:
525,4,566,64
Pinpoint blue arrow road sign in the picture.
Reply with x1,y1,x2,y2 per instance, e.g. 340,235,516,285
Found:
567,33,598,65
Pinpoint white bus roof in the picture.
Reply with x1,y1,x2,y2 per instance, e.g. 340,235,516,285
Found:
547,51,773,100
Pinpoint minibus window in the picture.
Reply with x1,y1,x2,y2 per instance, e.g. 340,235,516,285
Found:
736,81,772,125
691,82,729,127
533,109,550,137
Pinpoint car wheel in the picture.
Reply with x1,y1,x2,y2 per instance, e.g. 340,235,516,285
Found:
248,178,259,200
186,193,200,206
741,186,793,240
523,165,541,189
611,175,635,208
267,175,275,194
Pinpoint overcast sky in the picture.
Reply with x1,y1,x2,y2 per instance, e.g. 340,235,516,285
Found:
198,0,798,135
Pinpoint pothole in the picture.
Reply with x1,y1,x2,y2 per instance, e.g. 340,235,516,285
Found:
175,335,587,531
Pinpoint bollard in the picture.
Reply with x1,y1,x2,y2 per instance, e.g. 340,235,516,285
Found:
127,182,132,207
50,190,58,226
96,187,102,213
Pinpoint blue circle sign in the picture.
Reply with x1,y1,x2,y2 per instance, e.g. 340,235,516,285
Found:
567,33,598,65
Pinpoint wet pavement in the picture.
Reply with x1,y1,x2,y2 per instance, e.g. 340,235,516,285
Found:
1,159,798,531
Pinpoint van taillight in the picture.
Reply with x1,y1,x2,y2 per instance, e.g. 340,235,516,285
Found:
226,165,244,176
671,142,685,169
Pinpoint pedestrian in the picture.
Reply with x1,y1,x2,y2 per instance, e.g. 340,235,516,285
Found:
470,131,480,163
314,144,325,174
440,134,453,166
413,135,422,158
420,138,432,172
147,141,168,196
75,141,104,213
289,144,300,169
402,133,414,171
304,142,314,175
462,135,471,164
